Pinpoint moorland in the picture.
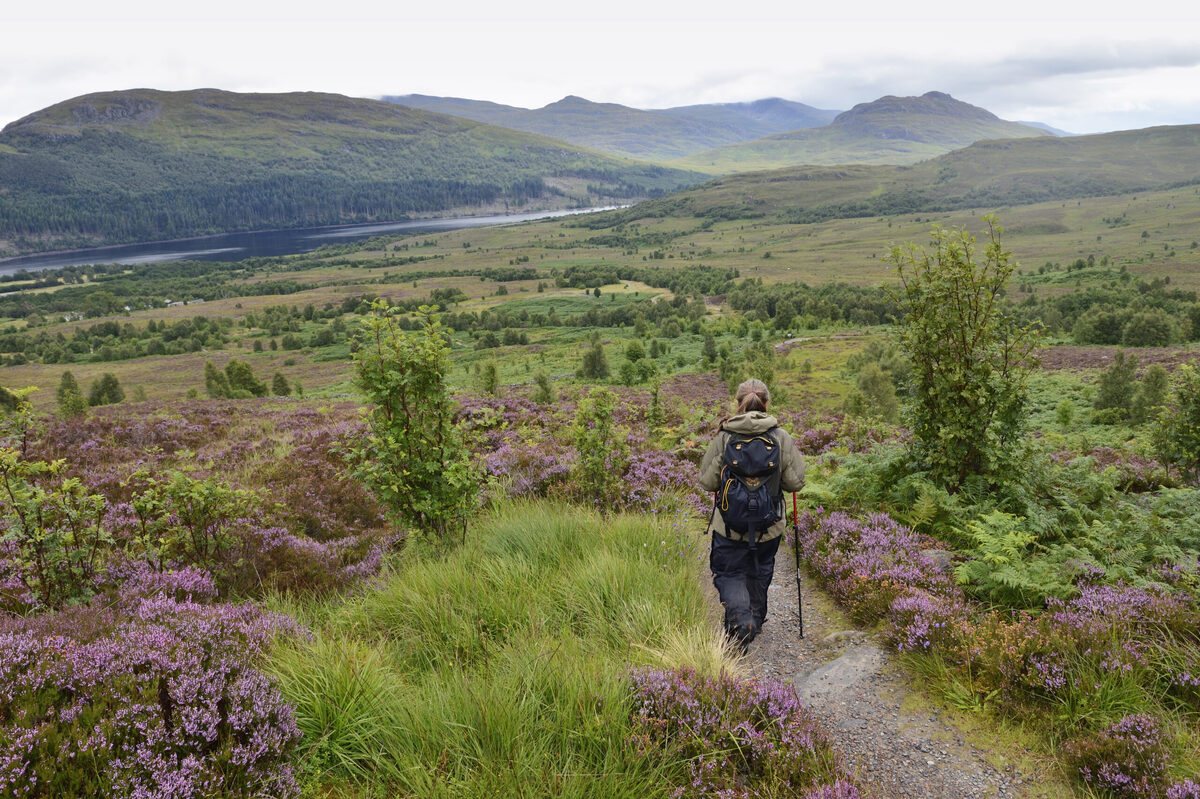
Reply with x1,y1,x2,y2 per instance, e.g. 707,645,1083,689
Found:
2,85,1200,799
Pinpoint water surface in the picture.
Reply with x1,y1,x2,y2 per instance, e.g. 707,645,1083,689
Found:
0,207,615,277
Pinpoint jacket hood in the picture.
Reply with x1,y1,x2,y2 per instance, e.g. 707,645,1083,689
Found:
721,411,779,434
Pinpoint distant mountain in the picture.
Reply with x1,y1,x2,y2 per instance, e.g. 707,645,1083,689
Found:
605,124,1200,226
672,92,1051,172
1017,120,1075,137
385,94,839,162
0,89,703,256
656,97,838,133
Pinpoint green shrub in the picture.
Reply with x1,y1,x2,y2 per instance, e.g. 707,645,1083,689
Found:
225,358,268,397
1121,310,1179,347
530,371,554,404
55,371,87,418
87,372,124,406
577,339,610,379
1153,364,1200,485
0,427,109,608
1094,350,1138,418
1131,364,1169,424
889,219,1041,489
346,302,476,545
572,388,629,509
204,359,232,398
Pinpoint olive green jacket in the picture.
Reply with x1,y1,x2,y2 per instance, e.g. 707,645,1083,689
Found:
698,411,806,542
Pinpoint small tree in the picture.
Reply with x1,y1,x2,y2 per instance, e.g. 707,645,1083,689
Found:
1131,364,1169,424
853,362,900,424
346,303,475,545
702,333,718,367
572,388,629,510
271,372,291,396
1121,310,1178,347
225,359,267,397
889,219,1041,489
577,341,610,380
1,396,110,608
1152,364,1200,485
205,361,232,398
646,381,666,433
478,362,499,396
56,371,88,418
1094,351,1138,417
87,373,125,407
530,372,554,404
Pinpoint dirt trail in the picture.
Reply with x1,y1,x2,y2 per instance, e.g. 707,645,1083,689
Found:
709,543,1057,799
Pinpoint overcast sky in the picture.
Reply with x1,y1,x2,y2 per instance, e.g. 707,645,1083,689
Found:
4,0,1199,135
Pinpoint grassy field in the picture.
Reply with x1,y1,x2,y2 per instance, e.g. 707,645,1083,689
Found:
265,501,731,797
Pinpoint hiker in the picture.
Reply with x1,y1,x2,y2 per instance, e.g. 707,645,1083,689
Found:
699,378,805,650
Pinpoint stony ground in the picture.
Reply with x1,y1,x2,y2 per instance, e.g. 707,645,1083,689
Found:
708,542,1071,799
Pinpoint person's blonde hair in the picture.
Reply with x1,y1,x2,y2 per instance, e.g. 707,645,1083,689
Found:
734,378,770,414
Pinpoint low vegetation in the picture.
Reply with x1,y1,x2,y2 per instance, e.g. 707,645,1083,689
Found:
4,151,1200,798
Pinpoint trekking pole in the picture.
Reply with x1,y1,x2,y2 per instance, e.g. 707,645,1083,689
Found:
792,492,804,639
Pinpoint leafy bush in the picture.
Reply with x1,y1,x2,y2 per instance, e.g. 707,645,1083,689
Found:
573,388,629,510
1122,310,1179,347
55,371,87,418
225,358,268,397
1153,364,1200,485
1073,307,1126,345
346,303,476,545
889,219,1041,489
0,448,109,609
87,372,124,406
1095,350,1139,418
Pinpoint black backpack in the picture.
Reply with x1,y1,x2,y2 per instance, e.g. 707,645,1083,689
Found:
716,428,783,541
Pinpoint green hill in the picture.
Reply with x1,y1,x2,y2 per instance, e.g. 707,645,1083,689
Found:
0,89,704,256
672,92,1051,172
601,124,1200,225
385,94,837,162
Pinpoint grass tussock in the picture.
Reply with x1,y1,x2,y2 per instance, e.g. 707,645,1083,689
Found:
266,500,726,797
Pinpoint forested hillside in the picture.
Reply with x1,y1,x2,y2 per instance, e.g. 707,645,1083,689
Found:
0,89,703,256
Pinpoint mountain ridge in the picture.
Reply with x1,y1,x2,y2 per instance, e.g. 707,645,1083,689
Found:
384,93,838,162
671,91,1051,172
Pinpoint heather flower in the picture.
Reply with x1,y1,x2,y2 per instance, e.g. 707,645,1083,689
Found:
1168,780,1200,799
794,510,961,625
1064,714,1170,797
0,596,301,798
629,667,856,797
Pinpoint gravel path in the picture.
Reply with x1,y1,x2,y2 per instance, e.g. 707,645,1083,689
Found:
709,542,1054,799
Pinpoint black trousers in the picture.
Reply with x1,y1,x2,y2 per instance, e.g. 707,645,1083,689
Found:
710,532,780,643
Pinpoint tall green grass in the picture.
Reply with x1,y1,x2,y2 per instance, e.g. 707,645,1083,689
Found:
266,501,730,797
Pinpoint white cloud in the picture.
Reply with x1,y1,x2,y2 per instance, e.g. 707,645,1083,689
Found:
3,0,1199,132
